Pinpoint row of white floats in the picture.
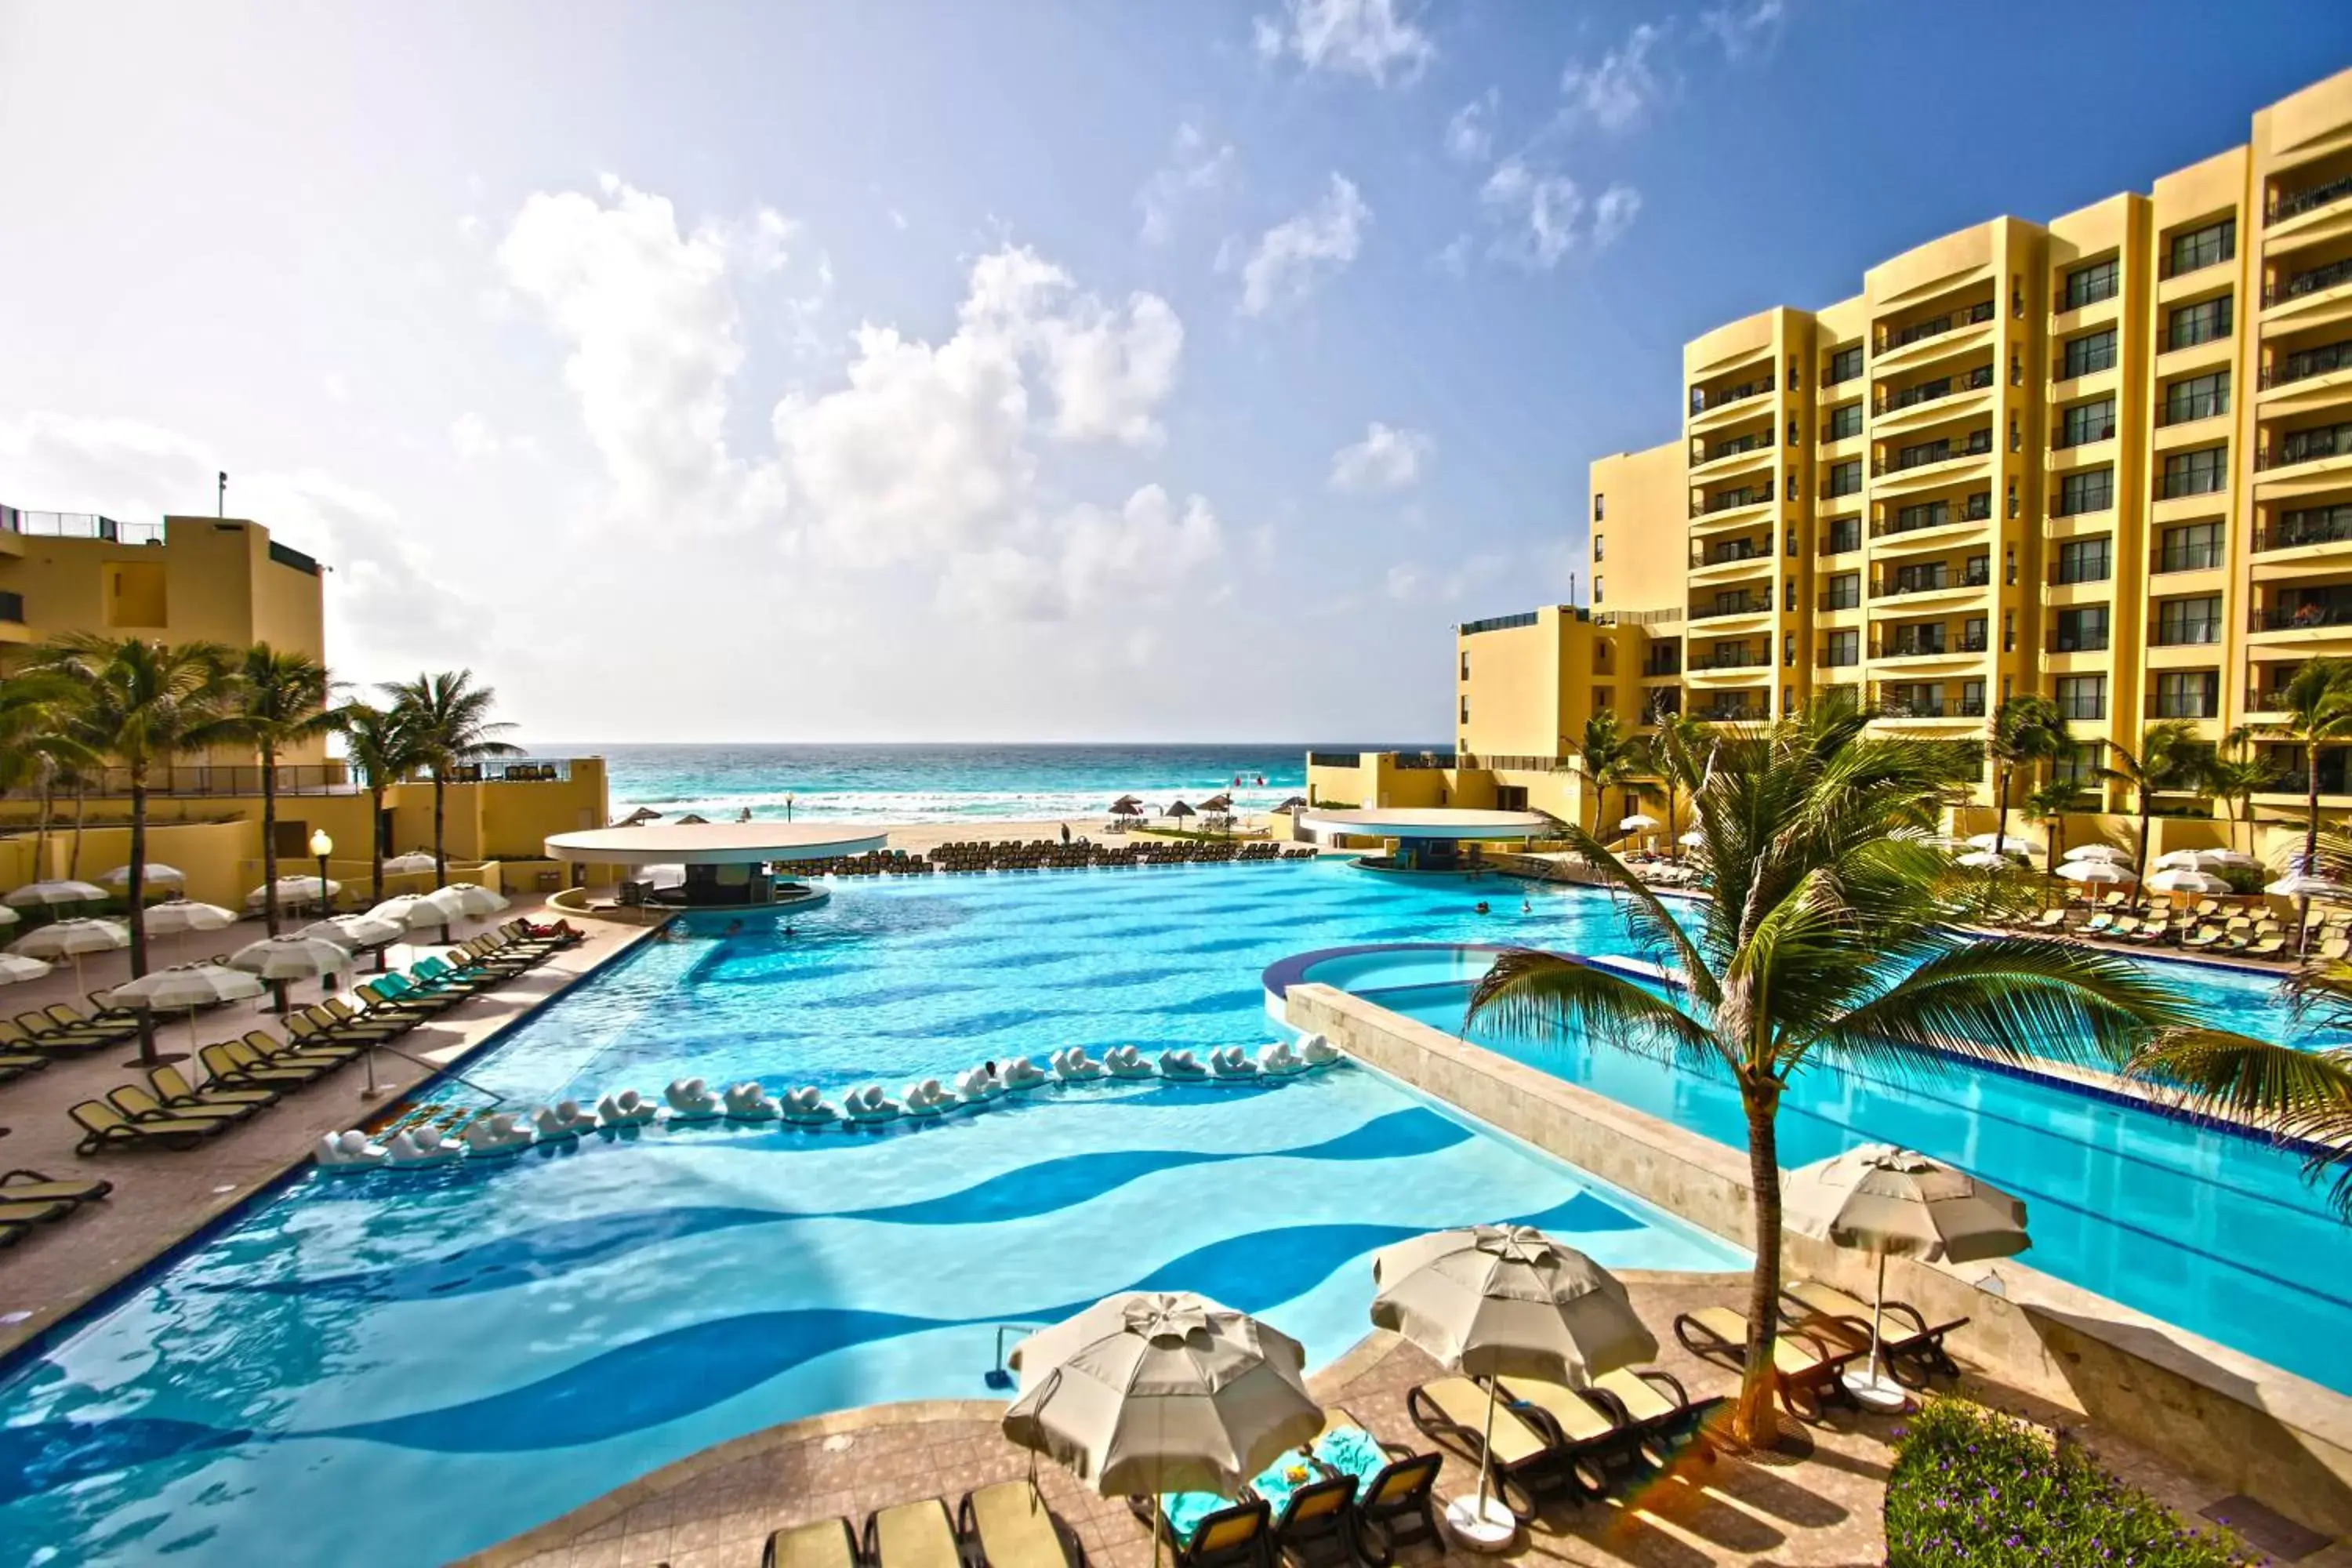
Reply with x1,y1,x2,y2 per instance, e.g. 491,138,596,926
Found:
314,1035,1344,1168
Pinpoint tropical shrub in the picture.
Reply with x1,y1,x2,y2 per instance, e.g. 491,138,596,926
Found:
1887,1400,2248,1568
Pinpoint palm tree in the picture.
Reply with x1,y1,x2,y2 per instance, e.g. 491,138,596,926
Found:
0,670,97,873
2198,727,2279,860
1987,695,2067,855
224,644,337,934
383,670,521,887
28,634,240,1062
1648,699,1711,856
2095,721,2202,892
2270,661,2352,884
1464,699,2180,1448
335,701,428,904
2023,775,2086,906
1577,709,1646,841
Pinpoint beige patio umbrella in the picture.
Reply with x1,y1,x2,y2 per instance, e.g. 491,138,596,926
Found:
1003,1291,1321,1568
1370,1224,1657,1544
1782,1145,2028,1409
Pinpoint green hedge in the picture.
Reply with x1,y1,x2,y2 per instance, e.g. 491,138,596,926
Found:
1887,1401,2248,1568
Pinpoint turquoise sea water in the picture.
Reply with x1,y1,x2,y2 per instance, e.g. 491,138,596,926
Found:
523,741,1379,824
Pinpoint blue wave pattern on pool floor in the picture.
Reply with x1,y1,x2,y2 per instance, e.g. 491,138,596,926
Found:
0,869,1744,1568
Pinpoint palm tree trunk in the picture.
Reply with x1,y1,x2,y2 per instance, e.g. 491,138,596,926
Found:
260,743,281,935
432,769,448,888
67,780,87,878
1732,1080,1784,1450
2134,798,2154,902
1993,763,2011,852
369,784,386,904
129,769,158,1065
2306,740,2322,955
34,774,53,868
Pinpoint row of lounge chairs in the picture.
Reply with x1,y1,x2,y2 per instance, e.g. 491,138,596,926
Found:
1,997,147,1077
2009,905,2298,960
0,1167,112,1247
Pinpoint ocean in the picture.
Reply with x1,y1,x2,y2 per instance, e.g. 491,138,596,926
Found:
517,742,1430,825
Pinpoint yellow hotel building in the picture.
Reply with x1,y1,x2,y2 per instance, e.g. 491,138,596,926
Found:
0,506,608,907
1311,66,2352,847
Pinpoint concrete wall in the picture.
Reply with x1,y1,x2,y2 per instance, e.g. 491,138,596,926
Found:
1287,981,2352,1536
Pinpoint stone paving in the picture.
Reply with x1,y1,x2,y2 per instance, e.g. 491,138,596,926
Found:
0,905,655,1359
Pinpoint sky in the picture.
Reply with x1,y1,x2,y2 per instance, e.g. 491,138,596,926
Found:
3,2,2350,746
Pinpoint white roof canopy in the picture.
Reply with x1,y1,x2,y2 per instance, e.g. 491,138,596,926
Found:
544,822,886,867
1294,808,1552,841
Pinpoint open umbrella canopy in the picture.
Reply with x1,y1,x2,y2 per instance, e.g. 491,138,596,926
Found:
675,812,712,825
381,851,439,875
1965,832,2040,857
2062,844,2130,863
139,900,238,938
429,882,510,918
1003,1291,1322,1497
1784,1145,2028,1265
1370,1224,1657,1384
2055,860,2134,884
1676,830,1706,848
227,935,352,982
100,863,183,889
2267,873,2352,900
1165,800,1196,819
0,906,19,928
1954,851,2015,870
0,953,53,985
1618,813,1661,832
1272,796,1308,812
2145,868,2232,895
368,893,457,933
9,917,129,960
245,875,340,909
1199,793,1234,812
107,964,267,1011
1109,799,1143,815
2156,848,2257,871
299,913,405,951
4,879,108,909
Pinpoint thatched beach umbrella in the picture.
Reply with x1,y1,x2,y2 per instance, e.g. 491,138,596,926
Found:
1165,800,1196,824
1272,796,1307,812
1109,798,1142,817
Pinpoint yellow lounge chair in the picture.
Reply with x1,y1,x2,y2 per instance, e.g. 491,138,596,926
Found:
71,1100,232,1154
108,1083,260,1127
1672,1306,1862,1421
1403,1374,1565,1519
0,1168,112,1205
149,1065,278,1109
763,1518,857,1568
1780,1278,1967,1387
865,1500,962,1568
0,1198,74,1246
960,1482,1080,1568
1489,1374,1645,1494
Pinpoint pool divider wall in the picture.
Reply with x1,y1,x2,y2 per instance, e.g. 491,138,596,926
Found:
1283,980,2352,1539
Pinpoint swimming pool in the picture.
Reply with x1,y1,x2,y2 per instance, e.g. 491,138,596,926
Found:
0,866,1743,1568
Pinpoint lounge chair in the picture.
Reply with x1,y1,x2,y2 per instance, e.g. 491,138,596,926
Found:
199,1041,329,1090
2105,917,2140,941
241,1029,353,1068
2192,898,2222,920
2320,937,2351,962
0,1198,74,1245
1130,1498,1271,1568
108,1083,260,1126
355,981,458,1018
1348,1450,1443,1563
764,1517,858,1568
1671,1307,1862,1421
70,1099,232,1153
48,1002,134,1033
2127,920,2171,946
959,1482,1082,1568
0,1051,51,1084
1264,1477,1355,1568
2182,927,2224,950
865,1499,964,1568
1780,1279,1966,1388
1403,1375,1563,1519
2097,891,2128,909
281,1017,375,1055
1584,1367,1723,1464
2078,913,2114,936
292,1007,402,1046
10,1012,122,1051
149,1065,278,1109
2028,909,2066,931
0,1168,112,1206
1488,1375,1645,1494
2246,936,2288,960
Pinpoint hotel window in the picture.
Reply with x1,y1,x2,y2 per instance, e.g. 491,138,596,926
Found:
2063,258,2119,310
2166,296,2232,350
1826,401,1864,441
2162,370,2230,425
2057,467,2114,517
1895,499,1949,533
1594,494,1606,521
1593,535,1606,561
2054,605,2110,653
1460,695,1469,723
1461,651,1469,680
2060,328,2118,379
2155,595,2223,646
1962,615,1988,652
1823,629,1859,666
2055,675,2107,721
2158,521,2223,572
2167,217,2235,277
2154,670,2221,720
1824,572,1860,609
2161,445,2228,499
1592,575,1605,603
2276,503,2352,549
2056,536,2111,584
2053,741,2100,785
1827,345,1863,383
1827,459,1862,497
1825,516,1860,554
2058,397,2116,448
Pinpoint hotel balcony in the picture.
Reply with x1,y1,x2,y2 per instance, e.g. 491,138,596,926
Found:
1692,696,1769,724
1686,588,1775,630
1687,534,1777,583
1871,427,1995,498
1869,624,1988,671
1867,489,1994,554
1689,478,1777,532
1687,371,1777,435
1684,641,1773,684
2262,251,2352,336
2144,677,2224,722
2248,583,2352,644
1871,298,1998,378
1871,682,1986,723
2252,501,2352,578
2253,419,2352,507
2256,332,2352,420
1688,426,1778,480
1817,521,1864,561
1871,363,1998,438
1871,558,1992,609
2264,165,2352,257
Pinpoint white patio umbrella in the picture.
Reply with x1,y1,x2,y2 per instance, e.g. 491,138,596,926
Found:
107,964,268,1055
2156,848,2256,870
9,916,129,990
0,906,19,928
1618,813,1661,832
1953,851,2013,871
2266,873,2351,899
1004,1292,1322,1568
1676,830,1704,848
300,913,405,951
227,934,350,1013
140,899,237,937
1370,1225,1657,1544
2144,868,2232,897
428,882,510,919
100,862,183,890
1784,1145,2028,1408
0,953,53,985
2061,844,2130,863
245,875,340,912
381,851,438,875
4,879,108,909
2055,860,2133,885
368,893,456,933
1965,832,2039,857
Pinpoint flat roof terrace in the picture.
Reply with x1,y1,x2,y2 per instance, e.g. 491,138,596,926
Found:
1294,807,1553,840
544,822,887,866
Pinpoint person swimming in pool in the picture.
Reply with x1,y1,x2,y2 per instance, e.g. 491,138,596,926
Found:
1522,898,1532,913
1474,901,1491,915
724,918,744,937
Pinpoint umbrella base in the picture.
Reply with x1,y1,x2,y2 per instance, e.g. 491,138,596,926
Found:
1841,1369,1910,1411
1442,1495,1516,1552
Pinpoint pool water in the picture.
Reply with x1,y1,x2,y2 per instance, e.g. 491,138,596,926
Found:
0,864,1741,1568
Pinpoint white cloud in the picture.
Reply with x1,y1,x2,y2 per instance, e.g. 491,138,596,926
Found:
1253,0,1434,85
938,485,1222,623
1329,422,1432,492
1385,550,1508,606
1444,89,1497,162
1480,159,1584,270
1592,185,1643,249
1434,233,1472,278
1559,22,1671,134
1235,174,1370,315
321,372,350,404
1700,0,1786,61
447,411,538,462
1137,123,1237,245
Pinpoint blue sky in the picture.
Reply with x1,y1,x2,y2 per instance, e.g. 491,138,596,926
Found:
2,2,2348,744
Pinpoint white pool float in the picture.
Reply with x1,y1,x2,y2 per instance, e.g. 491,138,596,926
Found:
842,1083,902,1126
1209,1046,1261,1082
1051,1047,1104,1083
1299,1033,1341,1067
663,1077,724,1123
1103,1045,1156,1080
781,1085,839,1127
533,1100,599,1140
597,1088,661,1127
956,1065,1004,1105
314,1129,387,1169
903,1078,955,1116
1159,1049,1207,1081
1257,1039,1308,1077
384,1125,463,1167
998,1057,1048,1093
724,1082,781,1120
463,1112,535,1155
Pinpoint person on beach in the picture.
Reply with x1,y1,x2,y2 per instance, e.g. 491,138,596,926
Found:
1060,822,1071,844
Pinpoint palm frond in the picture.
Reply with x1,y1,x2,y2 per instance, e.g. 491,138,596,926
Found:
2128,1031,2352,1217
1551,821,1719,1007
1464,949,1723,1073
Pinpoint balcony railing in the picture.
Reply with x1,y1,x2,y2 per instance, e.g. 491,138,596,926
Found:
1875,365,1995,415
2157,390,2230,426
2060,275,2120,313
1818,587,1862,612
1871,495,1992,537
1693,702,1769,722
2268,256,2352,306
2260,338,2352,388
2047,628,2111,653
2049,561,2114,586
2273,170,2352,224
1690,539,1769,568
1687,648,1769,670
1458,753,1574,772
1693,431,1775,464
1460,611,1540,635
1389,752,1457,771
2256,423,2352,470
1875,434,1993,475
1,509,167,545
1690,595,1773,622
1691,481,1775,517
2248,684,2290,713
2253,601,2352,631
1875,568,1991,599
1690,375,1775,415
1874,635,1983,659
1642,655,1682,677
2257,508,2352,551
2146,691,2222,720
0,590,20,624
1877,695,1986,720
2158,464,2228,498
2153,543,2224,572
1875,300,1997,354
14,760,575,797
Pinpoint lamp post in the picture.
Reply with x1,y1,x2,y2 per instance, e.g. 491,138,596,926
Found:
309,829,334,916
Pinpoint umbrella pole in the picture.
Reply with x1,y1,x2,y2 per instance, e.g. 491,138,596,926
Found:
1152,1493,1163,1568
1868,1247,1888,1385
1475,1374,1498,1516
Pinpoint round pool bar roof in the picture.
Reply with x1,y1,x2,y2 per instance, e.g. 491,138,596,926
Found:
543,822,887,867
1292,807,1553,841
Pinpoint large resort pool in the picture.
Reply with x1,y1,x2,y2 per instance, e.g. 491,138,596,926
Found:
1,860,2347,1565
